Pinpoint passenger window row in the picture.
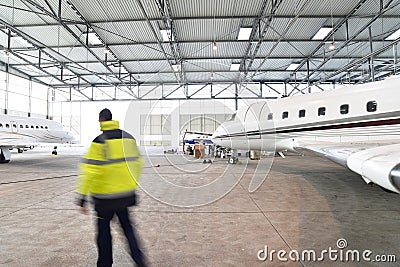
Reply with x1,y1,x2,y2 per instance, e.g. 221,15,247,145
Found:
0,123,48,129
266,101,378,120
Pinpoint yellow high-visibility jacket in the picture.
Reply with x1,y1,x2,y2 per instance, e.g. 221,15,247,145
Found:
76,120,143,206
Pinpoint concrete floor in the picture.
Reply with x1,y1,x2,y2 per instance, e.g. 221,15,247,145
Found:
0,146,399,267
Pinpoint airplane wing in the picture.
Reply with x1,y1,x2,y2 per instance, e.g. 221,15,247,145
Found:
293,140,400,193
183,131,213,136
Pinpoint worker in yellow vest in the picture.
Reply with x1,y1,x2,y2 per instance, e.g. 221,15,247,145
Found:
76,108,147,267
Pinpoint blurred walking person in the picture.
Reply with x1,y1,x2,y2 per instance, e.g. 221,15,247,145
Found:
76,108,147,267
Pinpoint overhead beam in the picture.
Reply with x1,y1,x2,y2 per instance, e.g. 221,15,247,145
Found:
288,0,369,82
313,37,400,84
0,17,99,97
242,0,283,76
0,19,139,99
188,83,209,98
139,84,161,99
7,38,394,50
162,84,184,99
8,12,400,28
9,54,398,65
155,0,186,84
134,0,181,84
20,0,138,97
0,60,49,87
25,68,370,76
239,83,262,97
63,96,279,103
246,0,312,81
9,48,91,100
288,0,399,84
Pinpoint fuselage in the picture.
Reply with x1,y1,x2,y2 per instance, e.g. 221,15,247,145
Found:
212,76,400,151
0,115,74,147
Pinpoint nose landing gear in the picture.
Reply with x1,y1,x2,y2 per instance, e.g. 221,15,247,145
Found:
52,146,58,156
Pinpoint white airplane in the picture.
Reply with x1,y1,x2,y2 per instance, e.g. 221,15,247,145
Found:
182,130,213,153
0,115,74,163
211,76,400,194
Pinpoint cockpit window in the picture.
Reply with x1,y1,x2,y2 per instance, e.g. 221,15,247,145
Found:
228,113,236,121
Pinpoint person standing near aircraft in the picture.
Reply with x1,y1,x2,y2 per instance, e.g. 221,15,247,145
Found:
76,108,147,267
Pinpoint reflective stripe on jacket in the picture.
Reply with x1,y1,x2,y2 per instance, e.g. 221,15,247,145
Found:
76,120,143,200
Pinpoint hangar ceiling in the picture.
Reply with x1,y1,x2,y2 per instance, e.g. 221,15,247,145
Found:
0,0,399,101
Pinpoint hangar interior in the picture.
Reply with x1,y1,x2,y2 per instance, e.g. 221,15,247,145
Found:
0,0,400,266
1,0,400,145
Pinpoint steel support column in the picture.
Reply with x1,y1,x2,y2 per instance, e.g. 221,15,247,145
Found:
368,26,375,81
4,64,9,114
393,43,398,74
235,83,238,111
46,87,50,119
28,78,32,116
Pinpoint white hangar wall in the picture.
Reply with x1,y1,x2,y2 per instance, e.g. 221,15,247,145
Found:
0,71,49,118
60,99,238,148
53,97,277,149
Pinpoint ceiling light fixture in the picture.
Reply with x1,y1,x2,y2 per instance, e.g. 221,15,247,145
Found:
104,47,110,54
172,64,181,72
286,63,300,71
312,27,333,40
212,42,218,51
385,28,400,40
328,42,335,50
85,32,102,46
160,29,174,42
237,27,252,40
230,63,240,71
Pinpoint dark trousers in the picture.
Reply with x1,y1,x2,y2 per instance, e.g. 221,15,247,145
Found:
96,207,146,267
